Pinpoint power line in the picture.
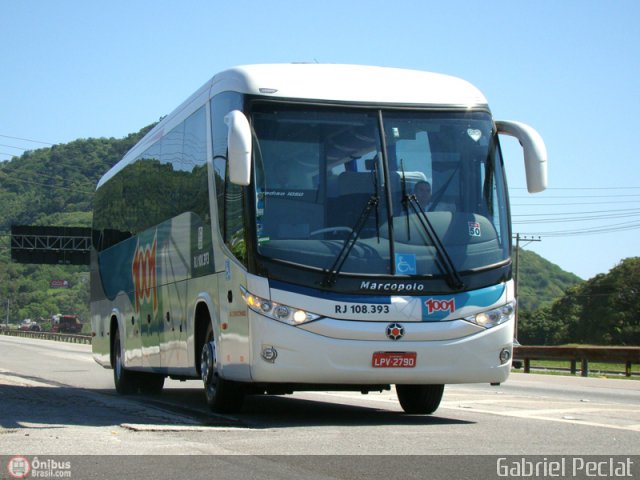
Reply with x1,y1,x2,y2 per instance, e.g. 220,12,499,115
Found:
0,172,95,194
514,207,640,217
0,134,54,146
0,166,97,185
512,183,640,235
511,194,640,199
511,186,640,191
513,212,640,224
0,169,98,194
521,220,640,237
512,200,640,206
0,143,27,151
0,143,109,187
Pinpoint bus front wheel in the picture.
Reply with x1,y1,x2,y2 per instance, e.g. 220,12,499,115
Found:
396,384,444,414
201,325,245,413
113,328,139,395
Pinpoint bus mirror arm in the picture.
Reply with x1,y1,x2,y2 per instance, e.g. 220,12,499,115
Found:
225,110,252,186
496,120,548,193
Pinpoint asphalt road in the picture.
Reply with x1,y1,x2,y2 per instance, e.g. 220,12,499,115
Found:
1,335,639,478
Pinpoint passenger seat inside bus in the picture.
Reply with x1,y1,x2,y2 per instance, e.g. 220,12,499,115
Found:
261,195,323,239
328,171,377,235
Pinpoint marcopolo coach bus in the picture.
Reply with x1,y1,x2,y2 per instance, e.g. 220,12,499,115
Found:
90,64,547,414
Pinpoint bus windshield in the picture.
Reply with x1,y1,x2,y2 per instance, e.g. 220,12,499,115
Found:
251,104,510,283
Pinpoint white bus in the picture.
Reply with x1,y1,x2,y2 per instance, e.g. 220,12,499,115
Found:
91,64,547,414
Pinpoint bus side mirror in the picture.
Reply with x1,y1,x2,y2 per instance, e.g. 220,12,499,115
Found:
225,110,252,186
496,120,548,193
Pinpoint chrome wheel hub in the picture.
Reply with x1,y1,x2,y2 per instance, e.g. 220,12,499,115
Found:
201,341,216,385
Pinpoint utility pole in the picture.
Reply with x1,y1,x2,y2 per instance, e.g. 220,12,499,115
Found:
513,233,541,340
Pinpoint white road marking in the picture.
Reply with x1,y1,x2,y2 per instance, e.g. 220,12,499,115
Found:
299,389,640,432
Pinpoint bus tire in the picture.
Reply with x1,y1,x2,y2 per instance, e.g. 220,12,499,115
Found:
138,373,165,395
113,328,139,395
396,384,444,414
201,324,245,413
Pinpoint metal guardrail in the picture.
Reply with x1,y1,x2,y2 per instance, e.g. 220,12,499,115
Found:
0,327,91,345
514,345,640,377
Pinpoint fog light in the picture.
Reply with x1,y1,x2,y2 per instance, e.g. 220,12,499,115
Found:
274,305,290,319
262,346,278,363
499,348,511,364
260,300,273,313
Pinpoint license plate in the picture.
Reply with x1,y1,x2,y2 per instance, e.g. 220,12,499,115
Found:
372,352,417,368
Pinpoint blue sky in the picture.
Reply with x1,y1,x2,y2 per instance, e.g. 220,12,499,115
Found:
1,0,639,280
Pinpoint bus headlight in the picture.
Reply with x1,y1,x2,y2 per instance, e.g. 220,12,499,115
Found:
240,287,322,326
464,301,515,329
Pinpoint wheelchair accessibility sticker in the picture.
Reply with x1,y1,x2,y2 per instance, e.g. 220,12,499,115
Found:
395,253,417,275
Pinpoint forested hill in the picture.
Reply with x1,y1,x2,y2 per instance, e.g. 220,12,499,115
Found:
0,124,154,230
0,125,154,323
515,248,583,312
0,126,580,322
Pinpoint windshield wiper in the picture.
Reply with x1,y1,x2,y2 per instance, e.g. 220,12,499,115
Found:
322,194,379,287
403,194,465,291
398,160,463,290
322,163,382,287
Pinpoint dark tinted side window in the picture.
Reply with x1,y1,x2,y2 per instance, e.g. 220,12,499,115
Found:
210,92,246,265
93,106,209,251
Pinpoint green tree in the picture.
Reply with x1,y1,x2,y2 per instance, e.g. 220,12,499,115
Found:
575,258,640,345
520,257,640,345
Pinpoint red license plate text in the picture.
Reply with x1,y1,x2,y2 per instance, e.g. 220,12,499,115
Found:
372,352,417,368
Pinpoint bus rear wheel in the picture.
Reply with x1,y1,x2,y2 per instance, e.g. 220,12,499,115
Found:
201,324,245,413
396,384,444,414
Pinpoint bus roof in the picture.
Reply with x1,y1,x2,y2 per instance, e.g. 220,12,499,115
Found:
210,64,488,107
98,64,489,189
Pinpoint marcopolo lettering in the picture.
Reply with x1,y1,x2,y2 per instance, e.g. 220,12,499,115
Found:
360,281,424,292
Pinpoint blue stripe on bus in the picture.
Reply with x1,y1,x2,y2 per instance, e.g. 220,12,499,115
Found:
270,280,506,320
420,283,506,321
269,280,392,304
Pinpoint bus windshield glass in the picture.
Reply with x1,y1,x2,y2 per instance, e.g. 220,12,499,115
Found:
251,104,510,281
